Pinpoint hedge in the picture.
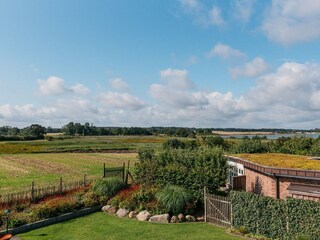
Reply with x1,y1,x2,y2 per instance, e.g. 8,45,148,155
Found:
230,191,320,240
135,146,228,203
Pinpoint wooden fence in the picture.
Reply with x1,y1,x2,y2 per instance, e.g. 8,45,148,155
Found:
0,162,132,206
204,187,232,228
0,175,95,206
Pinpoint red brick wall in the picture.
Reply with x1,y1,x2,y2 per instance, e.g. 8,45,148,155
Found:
244,168,277,198
244,168,320,200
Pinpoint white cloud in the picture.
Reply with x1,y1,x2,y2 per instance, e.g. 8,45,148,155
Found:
232,0,255,23
38,76,68,95
229,57,268,79
38,76,90,95
160,68,194,89
179,1,225,28
180,0,200,11
209,6,225,26
208,43,245,59
109,78,129,91
70,83,90,95
99,92,145,110
3,62,320,128
262,0,320,45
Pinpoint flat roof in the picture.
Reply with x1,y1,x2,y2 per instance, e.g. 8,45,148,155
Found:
234,153,320,171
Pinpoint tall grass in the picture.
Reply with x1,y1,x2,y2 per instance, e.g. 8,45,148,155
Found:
92,177,126,198
156,185,192,214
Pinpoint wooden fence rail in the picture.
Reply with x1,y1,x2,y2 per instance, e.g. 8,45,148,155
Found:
0,175,96,206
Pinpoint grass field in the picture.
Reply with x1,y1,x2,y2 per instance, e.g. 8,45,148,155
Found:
235,153,320,170
0,152,137,193
17,212,241,240
0,135,169,154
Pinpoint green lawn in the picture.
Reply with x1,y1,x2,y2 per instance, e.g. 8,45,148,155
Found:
17,212,241,240
0,152,137,193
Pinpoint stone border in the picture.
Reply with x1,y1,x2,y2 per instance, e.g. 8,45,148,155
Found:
0,205,103,235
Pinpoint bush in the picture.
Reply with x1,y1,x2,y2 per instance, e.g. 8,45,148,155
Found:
92,177,126,198
135,147,227,204
9,212,30,228
156,185,192,215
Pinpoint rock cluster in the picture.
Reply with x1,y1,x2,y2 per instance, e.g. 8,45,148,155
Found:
101,205,201,224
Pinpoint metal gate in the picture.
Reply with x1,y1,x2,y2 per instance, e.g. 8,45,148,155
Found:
204,187,231,228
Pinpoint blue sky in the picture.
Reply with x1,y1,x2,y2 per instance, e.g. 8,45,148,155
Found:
1,0,320,129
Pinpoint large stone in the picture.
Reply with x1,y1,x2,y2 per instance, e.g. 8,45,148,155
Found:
102,205,117,214
101,205,111,213
196,216,205,222
186,215,196,222
107,206,117,214
136,210,151,221
128,211,138,219
178,213,185,222
170,215,179,223
117,208,129,218
149,214,170,223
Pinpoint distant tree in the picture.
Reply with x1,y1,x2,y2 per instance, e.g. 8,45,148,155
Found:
22,124,46,138
63,122,76,135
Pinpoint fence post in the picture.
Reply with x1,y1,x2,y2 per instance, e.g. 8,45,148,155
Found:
125,160,130,184
204,186,207,223
59,177,63,194
84,174,87,185
103,163,106,178
31,180,35,202
122,162,125,182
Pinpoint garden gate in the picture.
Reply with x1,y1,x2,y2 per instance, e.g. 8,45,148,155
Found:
103,163,125,181
204,187,232,228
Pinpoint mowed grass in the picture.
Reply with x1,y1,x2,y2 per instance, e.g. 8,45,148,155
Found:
0,152,137,193
235,153,320,170
17,212,241,240
0,135,168,154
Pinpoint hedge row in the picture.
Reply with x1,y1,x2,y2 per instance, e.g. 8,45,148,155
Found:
135,147,228,203
230,191,320,240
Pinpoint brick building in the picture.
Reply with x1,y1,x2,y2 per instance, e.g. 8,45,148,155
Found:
227,155,320,201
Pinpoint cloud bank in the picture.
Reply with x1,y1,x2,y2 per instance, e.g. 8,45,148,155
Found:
1,63,320,129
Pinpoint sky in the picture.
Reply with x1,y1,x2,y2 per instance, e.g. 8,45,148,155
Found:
1,0,320,129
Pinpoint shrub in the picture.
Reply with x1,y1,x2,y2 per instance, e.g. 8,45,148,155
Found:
135,147,227,204
156,185,192,215
92,177,126,198
31,196,76,220
9,212,30,228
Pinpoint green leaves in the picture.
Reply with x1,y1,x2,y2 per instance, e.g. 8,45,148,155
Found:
156,185,192,215
231,191,320,240
135,146,228,204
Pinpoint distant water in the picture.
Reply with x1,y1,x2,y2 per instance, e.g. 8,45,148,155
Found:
222,133,320,139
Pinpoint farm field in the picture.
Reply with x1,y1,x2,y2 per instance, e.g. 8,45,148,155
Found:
0,152,137,193
17,212,241,240
0,135,169,154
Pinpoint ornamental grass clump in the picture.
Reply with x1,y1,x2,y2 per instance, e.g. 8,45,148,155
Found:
156,185,192,215
92,177,126,198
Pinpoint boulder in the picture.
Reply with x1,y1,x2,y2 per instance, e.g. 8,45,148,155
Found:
196,216,205,222
102,205,117,214
178,213,185,222
170,215,179,223
136,210,151,221
101,205,111,213
107,206,117,214
128,211,138,219
186,215,196,222
117,208,129,218
149,214,170,223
